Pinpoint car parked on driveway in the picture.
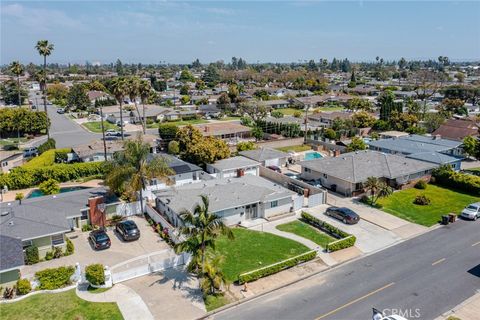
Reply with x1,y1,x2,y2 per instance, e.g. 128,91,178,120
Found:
105,129,121,137
89,229,111,250
325,206,360,224
460,202,480,220
115,220,141,241
267,165,281,173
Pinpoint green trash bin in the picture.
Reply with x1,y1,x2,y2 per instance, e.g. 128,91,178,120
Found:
442,215,449,225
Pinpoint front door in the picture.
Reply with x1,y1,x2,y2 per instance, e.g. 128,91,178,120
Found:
245,204,258,220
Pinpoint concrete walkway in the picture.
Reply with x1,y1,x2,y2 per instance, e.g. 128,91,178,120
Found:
77,283,154,320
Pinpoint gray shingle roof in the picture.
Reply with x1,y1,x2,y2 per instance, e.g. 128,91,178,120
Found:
209,156,260,171
148,154,202,174
239,148,290,162
300,150,437,183
0,235,24,271
367,135,461,155
405,152,462,165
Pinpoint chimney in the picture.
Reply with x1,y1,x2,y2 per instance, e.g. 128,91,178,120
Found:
433,134,441,140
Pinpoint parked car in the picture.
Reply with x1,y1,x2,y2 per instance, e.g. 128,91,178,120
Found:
89,230,111,250
115,220,141,241
284,172,298,179
460,202,480,220
325,206,360,224
267,165,281,173
56,108,65,114
105,129,121,137
23,147,38,158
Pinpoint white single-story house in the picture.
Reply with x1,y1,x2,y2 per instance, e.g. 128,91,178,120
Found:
239,148,290,167
206,156,260,179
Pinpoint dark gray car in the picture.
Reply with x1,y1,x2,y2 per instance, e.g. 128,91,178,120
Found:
115,220,140,241
325,207,360,224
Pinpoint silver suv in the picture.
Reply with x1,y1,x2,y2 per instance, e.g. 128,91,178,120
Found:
460,202,480,220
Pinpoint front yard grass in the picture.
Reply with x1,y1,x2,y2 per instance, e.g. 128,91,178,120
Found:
276,220,335,248
377,184,478,227
214,228,310,282
83,121,118,133
204,293,233,312
276,144,312,153
0,289,123,320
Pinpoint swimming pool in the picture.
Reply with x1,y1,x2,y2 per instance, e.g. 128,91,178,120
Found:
304,152,323,161
27,186,91,199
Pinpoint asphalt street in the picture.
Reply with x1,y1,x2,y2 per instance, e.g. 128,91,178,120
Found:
213,220,480,320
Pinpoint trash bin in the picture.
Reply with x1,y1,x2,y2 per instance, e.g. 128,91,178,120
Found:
448,213,457,223
441,215,450,225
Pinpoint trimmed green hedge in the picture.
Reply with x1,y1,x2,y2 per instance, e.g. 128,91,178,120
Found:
85,264,105,286
238,250,316,284
301,212,356,252
0,162,105,190
433,166,480,196
35,266,75,290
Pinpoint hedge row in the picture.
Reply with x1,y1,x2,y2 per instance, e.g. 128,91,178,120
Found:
35,266,75,290
301,212,356,252
238,250,316,284
0,162,105,190
433,167,480,196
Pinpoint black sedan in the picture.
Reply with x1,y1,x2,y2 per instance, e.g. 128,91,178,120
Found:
325,207,360,225
115,220,140,241
89,230,111,250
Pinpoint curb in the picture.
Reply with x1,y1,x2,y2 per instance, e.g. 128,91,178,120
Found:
435,290,480,319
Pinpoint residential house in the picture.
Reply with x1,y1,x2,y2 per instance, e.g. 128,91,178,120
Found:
239,148,290,167
206,156,260,179
307,111,354,128
260,99,291,109
0,151,24,173
0,235,24,286
154,174,301,226
192,122,251,144
198,104,222,118
300,150,437,196
432,119,479,141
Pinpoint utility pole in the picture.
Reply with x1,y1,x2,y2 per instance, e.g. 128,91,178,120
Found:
304,105,310,144
98,100,108,161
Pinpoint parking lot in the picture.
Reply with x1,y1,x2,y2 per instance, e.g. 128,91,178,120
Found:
22,216,170,277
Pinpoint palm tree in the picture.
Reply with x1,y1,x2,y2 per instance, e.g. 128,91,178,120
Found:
35,40,54,139
110,77,129,140
138,79,152,134
127,77,144,133
364,176,393,205
105,135,173,215
9,61,24,106
199,253,229,295
175,195,234,273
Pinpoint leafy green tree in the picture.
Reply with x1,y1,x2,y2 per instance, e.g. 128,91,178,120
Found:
364,177,393,205
0,107,49,135
423,113,445,133
346,98,372,113
228,83,239,102
179,69,195,82
346,137,367,152
9,61,24,106
200,253,229,295
388,111,419,132
439,98,468,117
35,40,54,139
105,135,173,212
251,126,263,141
271,110,284,118
463,136,479,160
378,90,401,121
293,110,302,118
180,95,190,104
236,141,256,152
39,178,60,195
67,84,90,111
127,77,145,132
324,128,336,140
47,83,69,103
352,111,376,128
175,195,234,273
168,140,180,155
217,92,230,107
0,81,28,106
203,65,220,88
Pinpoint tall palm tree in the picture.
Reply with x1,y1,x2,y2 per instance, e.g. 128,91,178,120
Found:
35,40,54,139
105,135,173,215
364,176,393,205
127,77,144,133
9,61,24,106
110,77,129,140
175,195,234,273
138,79,152,134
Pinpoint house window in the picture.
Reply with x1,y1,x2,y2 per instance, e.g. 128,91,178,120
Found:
80,209,88,221
304,168,311,173
22,240,33,249
271,201,278,208
51,234,64,246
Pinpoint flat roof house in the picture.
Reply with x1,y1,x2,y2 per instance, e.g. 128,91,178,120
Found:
0,151,24,173
300,150,437,196
206,156,260,179
191,122,251,144
239,148,290,167
153,175,300,226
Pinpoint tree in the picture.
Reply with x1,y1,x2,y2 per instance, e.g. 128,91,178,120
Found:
423,113,445,133
271,110,284,118
347,137,367,152
35,40,54,139
175,195,234,273
413,70,445,119
115,59,124,75
238,102,267,122
110,77,129,140
346,98,373,113
203,65,220,88
39,178,60,195
105,135,173,213
251,126,263,141
179,69,195,82
167,140,180,155
324,128,336,140
47,83,69,104
439,98,467,117
236,141,256,152
127,77,145,133
293,110,302,118
364,177,393,205
217,92,231,107
67,84,90,111
388,111,419,132
463,136,479,160
228,83,239,102
352,111,376,128
0,81,28,106
138,79,152,134
378,90,401,121
199,253,229,295
9,61,24,106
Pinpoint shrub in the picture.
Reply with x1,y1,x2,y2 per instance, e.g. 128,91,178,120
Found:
38,138,56,154
25,246,39,265
109,214,123,224
414,180,427,189
85,264,105,286
236,141,256,152
167,140,180,155
54,150,69,163
45,251,54,261
65,238,74,256
326,236,357,252
82,224,93,232
432,165,480,196
414,195,431,206
238,250,316,284
53,246,64,259
39,178,60,195
35,266,75,290
16,279,31,295
15,192,24,203
3,287,15,299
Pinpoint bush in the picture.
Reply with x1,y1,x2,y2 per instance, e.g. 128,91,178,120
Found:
82,224,93,232
54,150,69,163
65,238,74,256
414,180,427,189
16,279,31,295
35,266,75,290
38,138,56,154
167,140,180,155
45,251,54,261
85,264,105,286
432,166,480,196
53,246,64,259
25,246,39,265
109,214,123,224
236,141,256,152
326,236,357,252
238,250,316,284
0,162,104,190
414,195,431,206
39,178,60,195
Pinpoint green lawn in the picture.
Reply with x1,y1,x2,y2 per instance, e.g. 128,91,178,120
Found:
278,108,304,116
276,144,312,153
276,220,335,248
0,289,123,320
0,137,28,148
87,285,112,294
22,148,71,168
312,106,345,112
377,184,479,226
214,228,309,282
204,293,233,312
83,121,118,133
219,116,242,121
162,119,209,126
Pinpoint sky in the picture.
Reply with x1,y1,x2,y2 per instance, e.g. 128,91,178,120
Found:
1,1,479,65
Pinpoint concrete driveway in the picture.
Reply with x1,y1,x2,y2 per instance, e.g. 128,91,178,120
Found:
22,216,169,277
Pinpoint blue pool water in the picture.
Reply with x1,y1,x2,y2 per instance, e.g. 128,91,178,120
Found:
304,152,323,161
27,186,91,199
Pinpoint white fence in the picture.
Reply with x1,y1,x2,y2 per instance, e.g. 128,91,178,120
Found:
115,201,142,217
145,204,184,244
110,249,189,284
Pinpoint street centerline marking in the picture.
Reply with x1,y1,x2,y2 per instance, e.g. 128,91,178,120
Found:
315,282,395,320
472,241,480,247
432,258,446,266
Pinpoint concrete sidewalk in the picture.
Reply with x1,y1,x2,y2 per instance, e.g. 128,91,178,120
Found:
77,283,154,320
436,291,480,320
